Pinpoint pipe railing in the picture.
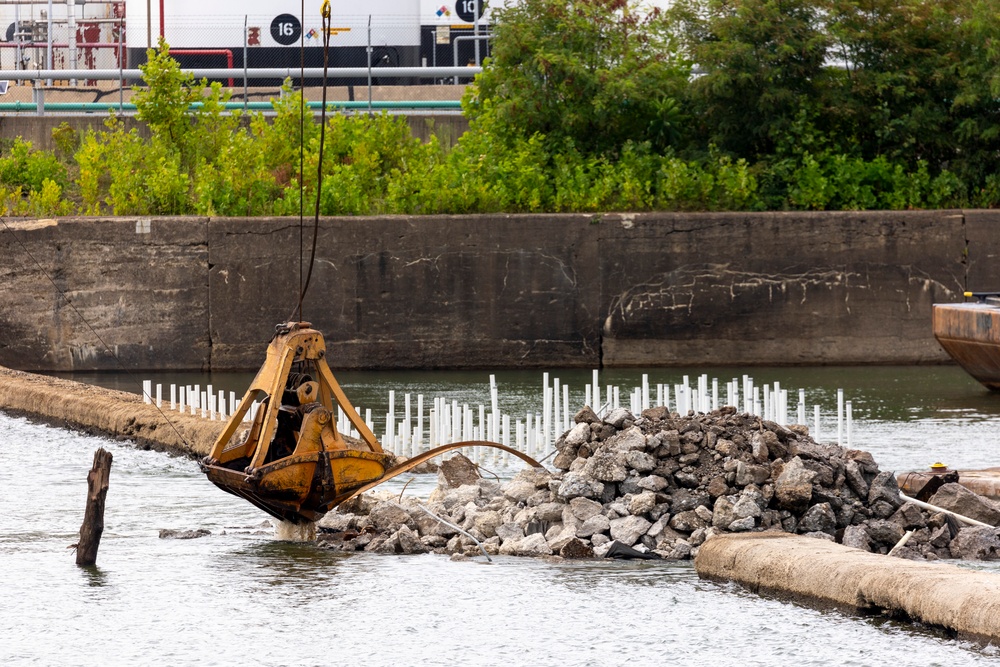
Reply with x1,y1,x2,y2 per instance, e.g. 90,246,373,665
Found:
0,66,482,81
0,66,481,115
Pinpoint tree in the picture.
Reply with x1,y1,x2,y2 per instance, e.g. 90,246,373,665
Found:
464,0,690,157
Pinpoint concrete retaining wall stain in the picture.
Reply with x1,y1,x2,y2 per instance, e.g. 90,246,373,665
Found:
0,210,988,371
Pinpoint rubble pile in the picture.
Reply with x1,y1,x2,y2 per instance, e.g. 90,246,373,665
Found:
316,405,1000,561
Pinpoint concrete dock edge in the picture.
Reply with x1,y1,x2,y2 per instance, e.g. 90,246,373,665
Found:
695,532,1000,643
0,366,223,457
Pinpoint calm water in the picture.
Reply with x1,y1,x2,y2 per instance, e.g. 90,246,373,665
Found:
59,364,1000,471
7,365,1000,665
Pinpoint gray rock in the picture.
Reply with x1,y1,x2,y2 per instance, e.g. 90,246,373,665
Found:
628,491,657,516
502,477,538,504
609,515,653,546
842,525,872,552
797,503,836,535
499,533,553,557
495,521,525,543
802,531,835,542
316,512,353,532
577,513,611,538
732,493,763,520
625,450,657,472
472,510,502,538
368,501,414,531
608,426,647,452
866,518,905,547
735,461,771,487
774,457,816,511
564,422,591,447
546,526,579,552
890,502,927,530
534,502,565,523
672,489,710,512
556,472,604,500
728,516,756,532
637,475,669,492
396,525,429,554
750,431,769,463
583,450,628,482
867,471,903,509
158,528,210,539
928,483,1000,526
844,459,869,499
604,407,635,429
712,496,737,529
568,496,604,521
670,510,708,532
949,526,1000,560
674,471,700,488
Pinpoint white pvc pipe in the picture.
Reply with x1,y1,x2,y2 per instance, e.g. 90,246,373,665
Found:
899,493,991,527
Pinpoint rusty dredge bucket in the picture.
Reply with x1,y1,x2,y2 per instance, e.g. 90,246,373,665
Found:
201,322,540,524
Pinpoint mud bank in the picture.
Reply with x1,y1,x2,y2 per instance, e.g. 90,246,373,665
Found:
695,532,1000,643
0,365,221,457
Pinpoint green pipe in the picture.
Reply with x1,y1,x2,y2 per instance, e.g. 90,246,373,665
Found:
0,100,463,113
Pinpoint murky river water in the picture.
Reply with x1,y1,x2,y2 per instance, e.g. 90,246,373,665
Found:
6,365,1000,665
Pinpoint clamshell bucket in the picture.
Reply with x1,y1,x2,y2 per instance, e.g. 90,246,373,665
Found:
201,322,542,524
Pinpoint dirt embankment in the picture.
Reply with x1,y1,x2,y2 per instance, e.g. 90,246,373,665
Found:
0,365,223,457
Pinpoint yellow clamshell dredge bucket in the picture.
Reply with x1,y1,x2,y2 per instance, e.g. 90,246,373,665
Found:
200,322,541,524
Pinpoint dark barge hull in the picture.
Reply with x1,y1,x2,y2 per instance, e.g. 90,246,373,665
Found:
933,301,1000,390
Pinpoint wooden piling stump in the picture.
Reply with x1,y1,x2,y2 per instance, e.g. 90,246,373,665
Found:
76,447,113,567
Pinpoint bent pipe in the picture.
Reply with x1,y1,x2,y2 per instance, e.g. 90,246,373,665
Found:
333,440,543,508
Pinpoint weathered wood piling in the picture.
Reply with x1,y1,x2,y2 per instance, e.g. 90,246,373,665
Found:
76,448,112,567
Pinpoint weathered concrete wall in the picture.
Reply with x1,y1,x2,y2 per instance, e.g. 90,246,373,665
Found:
600,210,966,365
0,211,979,371
695,532,1000,643
0,217,209,371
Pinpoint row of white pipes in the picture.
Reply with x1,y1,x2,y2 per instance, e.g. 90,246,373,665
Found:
142,373,855,465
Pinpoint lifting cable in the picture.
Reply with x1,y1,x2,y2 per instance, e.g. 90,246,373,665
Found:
293,0,332,323
0,217,195,452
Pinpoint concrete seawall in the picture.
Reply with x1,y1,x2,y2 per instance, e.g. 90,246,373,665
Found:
0,365,221,457
1,210,995,371
695,532,1000,643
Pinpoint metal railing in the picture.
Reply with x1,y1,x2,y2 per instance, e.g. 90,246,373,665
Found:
0,66,482,115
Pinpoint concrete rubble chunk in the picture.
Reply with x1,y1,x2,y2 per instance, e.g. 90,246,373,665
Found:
604,407,634,429
609,515,652,546
557,472,604,500
774,457,816,511
583,450,628,482
928,483,1000,526
949,526,1000,560
574,406,600,424
577,513,611,538
438,453,481,489
499,532,553,557
867,471,903,509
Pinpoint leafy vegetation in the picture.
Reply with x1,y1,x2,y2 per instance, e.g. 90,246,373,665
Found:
0,2,998,217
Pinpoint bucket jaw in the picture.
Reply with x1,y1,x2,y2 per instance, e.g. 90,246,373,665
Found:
200,321,393,524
